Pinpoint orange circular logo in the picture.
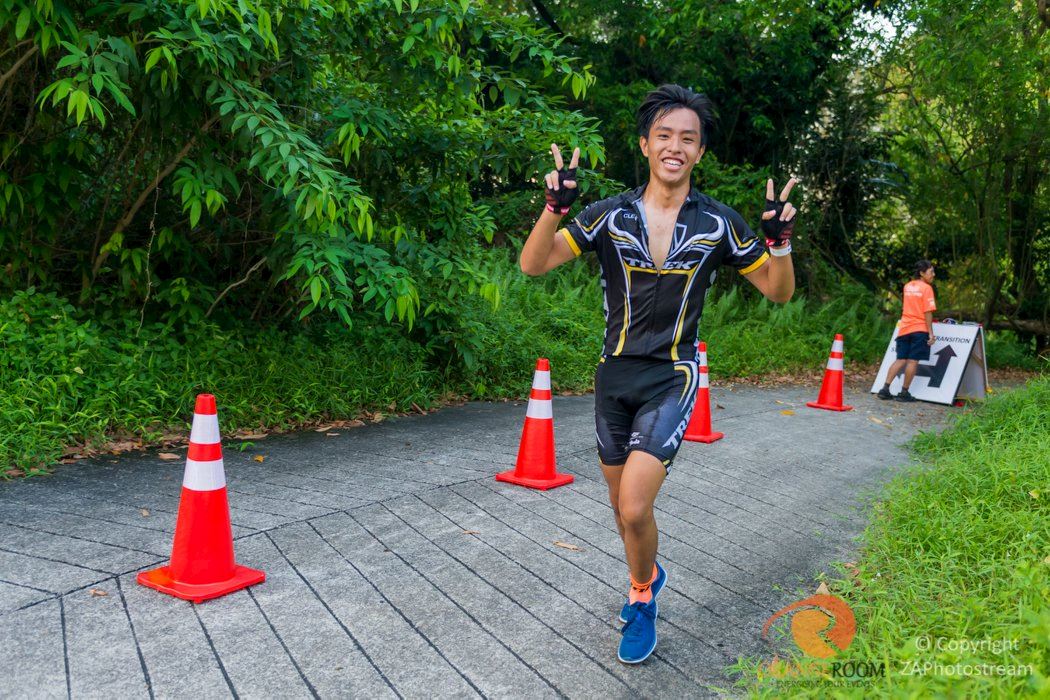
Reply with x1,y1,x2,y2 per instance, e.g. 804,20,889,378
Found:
762,594,856,658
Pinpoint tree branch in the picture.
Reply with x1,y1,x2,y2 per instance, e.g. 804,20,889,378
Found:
529,0,572,42
207,257,268,318
0,44,38,92
91,114,220,279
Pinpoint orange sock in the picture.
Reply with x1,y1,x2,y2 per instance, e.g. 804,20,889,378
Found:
628,563,659,604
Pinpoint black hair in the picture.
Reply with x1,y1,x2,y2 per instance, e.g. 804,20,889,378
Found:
636,84,716,146
913,259,933,278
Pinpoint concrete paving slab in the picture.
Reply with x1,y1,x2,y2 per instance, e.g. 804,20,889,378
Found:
310,512,557,698
0,579,51,614
0,600,68,698
0,386,954,698
63,579,150,698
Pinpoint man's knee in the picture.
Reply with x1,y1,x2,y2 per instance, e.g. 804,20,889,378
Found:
618,497,654,531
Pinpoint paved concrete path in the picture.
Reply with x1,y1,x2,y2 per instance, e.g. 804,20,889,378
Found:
0,386,949,699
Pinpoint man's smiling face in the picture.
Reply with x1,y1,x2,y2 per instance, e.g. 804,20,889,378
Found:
639,107,705,188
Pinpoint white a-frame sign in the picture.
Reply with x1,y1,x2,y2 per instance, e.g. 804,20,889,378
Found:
870,322,989,405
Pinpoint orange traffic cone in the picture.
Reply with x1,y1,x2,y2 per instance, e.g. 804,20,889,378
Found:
807,334,854,412
496,358,574,490
684,341,724,443
138,394,265,602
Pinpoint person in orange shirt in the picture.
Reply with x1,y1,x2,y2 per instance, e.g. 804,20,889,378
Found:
878,260,936,402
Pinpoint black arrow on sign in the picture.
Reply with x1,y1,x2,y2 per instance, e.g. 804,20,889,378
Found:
914,344,957,388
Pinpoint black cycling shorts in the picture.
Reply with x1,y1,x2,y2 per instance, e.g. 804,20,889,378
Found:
594,357,699,470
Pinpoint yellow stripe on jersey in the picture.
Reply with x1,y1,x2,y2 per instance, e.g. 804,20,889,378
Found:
728,216,749,248
738,251,770,276
559,228,582,257
581,209,611,233
659,266,699,361
674,362,693,404
613,293,630,355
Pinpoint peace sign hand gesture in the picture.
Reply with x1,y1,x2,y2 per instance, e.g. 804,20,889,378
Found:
544,143,581,215
760,178,798,248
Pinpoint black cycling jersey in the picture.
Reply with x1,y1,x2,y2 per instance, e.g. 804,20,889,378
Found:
560,185,769,362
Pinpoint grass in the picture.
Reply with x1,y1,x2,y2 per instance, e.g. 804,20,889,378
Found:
729,377,1050,697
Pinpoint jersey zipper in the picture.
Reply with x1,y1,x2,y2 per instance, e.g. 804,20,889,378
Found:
634,196,664,358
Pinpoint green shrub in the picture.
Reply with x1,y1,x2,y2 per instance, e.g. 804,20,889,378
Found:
1,263,1042,476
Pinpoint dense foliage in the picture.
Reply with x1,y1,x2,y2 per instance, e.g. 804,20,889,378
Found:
0,0,607,337
865,0,1049,349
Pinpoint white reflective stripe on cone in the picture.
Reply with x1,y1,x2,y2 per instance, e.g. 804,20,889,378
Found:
525,399,553,419
183,458,227,491
831,339,844,353
532,370,551,391
698,351,708,366
826,357,844,371
698,373,709,389
190,413,221,445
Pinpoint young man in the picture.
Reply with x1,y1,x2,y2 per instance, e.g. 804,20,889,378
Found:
878,260,937,402
519,84,797,663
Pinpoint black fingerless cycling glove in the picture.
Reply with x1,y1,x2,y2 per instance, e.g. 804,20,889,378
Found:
760,198,795,247
544,167,578,214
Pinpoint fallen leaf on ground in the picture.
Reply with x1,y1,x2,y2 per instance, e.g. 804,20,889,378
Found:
868,416,884,424
326,432,340,437
780,409,795,416
554,541,582,551
314,425,333,433
253,455,265,463
715,404,725,409
89,588,108,597
775,400,786,405
139,508,150,517
411,402,425,414
843,562,860,579
158,452,180,461
815,582,831,595
236,432,268,440
463,530,481,535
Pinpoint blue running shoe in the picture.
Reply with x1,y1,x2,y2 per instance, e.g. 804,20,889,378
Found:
618,600,657,664
619,561,666,623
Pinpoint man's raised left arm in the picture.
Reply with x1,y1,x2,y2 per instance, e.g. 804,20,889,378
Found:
743,178,797,303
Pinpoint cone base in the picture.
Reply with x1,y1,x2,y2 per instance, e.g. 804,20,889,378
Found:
806,401,854,412
137,564,265,603
684,431,724,443
496,469,574,490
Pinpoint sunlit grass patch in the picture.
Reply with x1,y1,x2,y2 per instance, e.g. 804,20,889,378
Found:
729,377,1050,698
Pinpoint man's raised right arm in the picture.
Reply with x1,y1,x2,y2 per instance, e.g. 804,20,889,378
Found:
520,143,581,277
519,208,578,276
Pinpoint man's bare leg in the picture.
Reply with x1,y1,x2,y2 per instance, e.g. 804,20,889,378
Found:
601,461,626,542
885,358,907,385
615,451,666,586
902,359,919,389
